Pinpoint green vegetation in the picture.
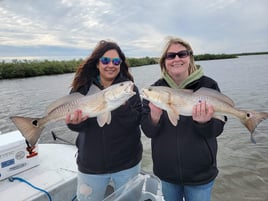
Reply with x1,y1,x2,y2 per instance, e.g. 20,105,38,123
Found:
194,53,237,60
0,59,81,79
0,52,267,79
0,57,158,79
127,56,158,67
235,52,268,56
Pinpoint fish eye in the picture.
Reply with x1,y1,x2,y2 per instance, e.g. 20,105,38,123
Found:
120,83,124,86
148,88,152,91
32,120,38,127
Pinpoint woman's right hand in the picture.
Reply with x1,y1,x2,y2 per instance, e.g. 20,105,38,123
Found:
149,102,163,125
66,109,89,125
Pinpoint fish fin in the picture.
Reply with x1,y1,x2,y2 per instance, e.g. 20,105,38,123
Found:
97,112,111,127
241,111,268,135
10,116,44,146
87,84,101,95
160,86,193,94
213,115,226,122
90,99,107,113
195,88,235,107
106,112,112,124
46,93,84,114
167,108,179,126
177,88,194,94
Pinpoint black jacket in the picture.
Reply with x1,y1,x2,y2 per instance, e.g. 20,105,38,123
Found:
68,75,143,174
141,76,226,185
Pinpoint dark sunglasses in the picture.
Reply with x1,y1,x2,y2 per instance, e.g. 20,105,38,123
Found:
166,50,192,60
99,57,122,65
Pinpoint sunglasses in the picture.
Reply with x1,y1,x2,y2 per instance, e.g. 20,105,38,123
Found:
166,50,192,60
99,57,122,66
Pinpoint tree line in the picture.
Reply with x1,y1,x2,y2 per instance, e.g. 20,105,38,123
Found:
0,52,266,79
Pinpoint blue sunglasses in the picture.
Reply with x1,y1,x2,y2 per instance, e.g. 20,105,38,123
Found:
100,57,122,66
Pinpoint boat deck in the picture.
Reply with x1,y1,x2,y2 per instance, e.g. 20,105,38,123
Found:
0,143,78,201
0,130,164,201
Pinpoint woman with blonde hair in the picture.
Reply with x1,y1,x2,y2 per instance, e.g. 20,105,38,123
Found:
141,36,226,201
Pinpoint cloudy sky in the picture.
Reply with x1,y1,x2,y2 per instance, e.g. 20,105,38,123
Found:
0,0,267,59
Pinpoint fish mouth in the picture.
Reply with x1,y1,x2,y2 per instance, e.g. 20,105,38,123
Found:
125,81,135,94
140,88,147,99
130,82,134,90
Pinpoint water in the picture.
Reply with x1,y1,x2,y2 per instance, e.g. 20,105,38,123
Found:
1,55,268,200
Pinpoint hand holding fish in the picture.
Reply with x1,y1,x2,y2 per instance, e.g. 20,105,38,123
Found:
141,86,268,142
192,101,215,124
10,81,136,146
149,102,163,125
66,109,89,125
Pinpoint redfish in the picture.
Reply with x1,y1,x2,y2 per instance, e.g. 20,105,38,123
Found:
141,86,268,143
11,81,136,146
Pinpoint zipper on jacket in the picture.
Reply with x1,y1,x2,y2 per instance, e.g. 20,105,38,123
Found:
102,127,109,171
176,122,184,185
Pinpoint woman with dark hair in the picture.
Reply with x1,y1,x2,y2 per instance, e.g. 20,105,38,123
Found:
66,40,143,201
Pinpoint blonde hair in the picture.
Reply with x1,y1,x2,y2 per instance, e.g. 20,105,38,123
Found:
159,36,198,75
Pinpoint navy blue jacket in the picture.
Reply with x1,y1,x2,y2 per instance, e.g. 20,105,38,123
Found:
141,76,226,185
68,75,143,174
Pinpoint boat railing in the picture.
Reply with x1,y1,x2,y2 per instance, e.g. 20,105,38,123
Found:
103,172,164,201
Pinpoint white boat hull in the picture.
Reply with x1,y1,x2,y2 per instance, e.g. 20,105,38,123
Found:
0,130,164,200
0,143,77,201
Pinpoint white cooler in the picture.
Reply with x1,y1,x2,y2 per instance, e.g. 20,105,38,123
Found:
0,130,40,180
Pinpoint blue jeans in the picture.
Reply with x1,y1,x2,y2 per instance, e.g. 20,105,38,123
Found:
76,163,141,201
161,180,214,201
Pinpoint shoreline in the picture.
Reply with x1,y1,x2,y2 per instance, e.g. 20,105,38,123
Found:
1,53,267,80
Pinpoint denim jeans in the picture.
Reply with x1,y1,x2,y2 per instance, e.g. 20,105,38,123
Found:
161,179,214,201
76,163,141,201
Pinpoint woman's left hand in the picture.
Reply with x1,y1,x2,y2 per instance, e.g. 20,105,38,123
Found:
192,101,214,124
66,109,89,125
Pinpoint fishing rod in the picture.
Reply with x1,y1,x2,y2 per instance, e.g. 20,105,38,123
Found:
50,130,74,145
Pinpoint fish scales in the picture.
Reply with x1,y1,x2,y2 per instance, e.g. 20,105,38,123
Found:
10,81,136,146
141,86,268,143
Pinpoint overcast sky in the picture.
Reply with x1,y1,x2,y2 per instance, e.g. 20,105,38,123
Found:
0,0,267,59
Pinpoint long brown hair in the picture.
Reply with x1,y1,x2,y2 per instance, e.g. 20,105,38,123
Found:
71,40,133,91
159,36,198,75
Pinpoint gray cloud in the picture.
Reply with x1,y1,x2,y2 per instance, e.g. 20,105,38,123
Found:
0,0,267,58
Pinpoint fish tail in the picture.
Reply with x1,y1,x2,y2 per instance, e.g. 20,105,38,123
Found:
10,116,44,146
241,111,268,143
